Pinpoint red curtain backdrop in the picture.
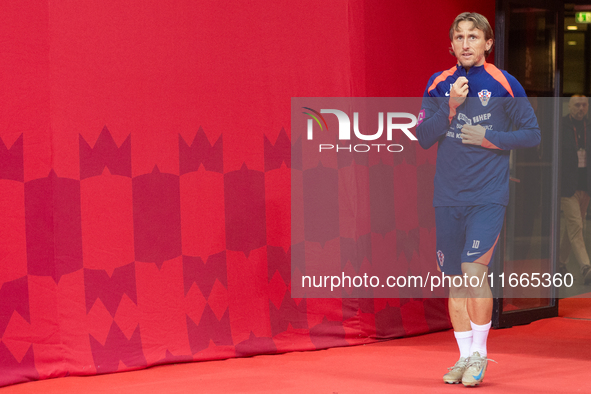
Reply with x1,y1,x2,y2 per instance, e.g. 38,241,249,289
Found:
0,0,494,387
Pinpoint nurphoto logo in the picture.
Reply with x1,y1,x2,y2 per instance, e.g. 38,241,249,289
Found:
302,106,418,153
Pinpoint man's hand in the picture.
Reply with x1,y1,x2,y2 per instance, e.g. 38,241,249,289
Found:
460,124,486,146
450,77,469,107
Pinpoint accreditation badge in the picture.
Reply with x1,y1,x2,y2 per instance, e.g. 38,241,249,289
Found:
578,148,587,168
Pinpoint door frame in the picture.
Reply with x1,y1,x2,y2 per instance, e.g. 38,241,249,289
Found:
492,0,563,328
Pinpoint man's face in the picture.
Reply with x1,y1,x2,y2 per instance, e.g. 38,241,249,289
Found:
569,97,589,121
450,21,493,70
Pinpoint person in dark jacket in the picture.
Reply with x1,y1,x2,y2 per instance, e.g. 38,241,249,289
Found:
559,95,591,285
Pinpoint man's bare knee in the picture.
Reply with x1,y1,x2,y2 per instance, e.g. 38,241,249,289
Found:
461,262,491,298
449,275,469,298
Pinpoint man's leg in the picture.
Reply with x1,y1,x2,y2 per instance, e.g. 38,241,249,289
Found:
448,282,471,356
559,197,573,270
577,191,590,231
458,204,503,387
443,281,471,384
457,262,492,387
463,262,492,356
563,192,591,283
435,207,472,384
576,191,591,282
448,289,470,332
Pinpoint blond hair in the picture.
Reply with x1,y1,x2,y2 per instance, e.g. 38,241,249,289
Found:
449,12,494,57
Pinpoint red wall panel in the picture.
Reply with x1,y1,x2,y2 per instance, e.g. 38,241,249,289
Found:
81,174,134,275
0,181,26,286
0,0,494,387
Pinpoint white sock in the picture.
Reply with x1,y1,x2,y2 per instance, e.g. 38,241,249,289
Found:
470,321,491,357
454,330,473,359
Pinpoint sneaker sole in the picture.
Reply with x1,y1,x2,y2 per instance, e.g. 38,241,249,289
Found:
462,377,484,386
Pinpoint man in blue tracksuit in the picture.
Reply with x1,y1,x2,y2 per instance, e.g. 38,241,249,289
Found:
417,12,540,386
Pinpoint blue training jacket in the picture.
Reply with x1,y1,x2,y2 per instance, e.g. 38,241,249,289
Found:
417,62,541,207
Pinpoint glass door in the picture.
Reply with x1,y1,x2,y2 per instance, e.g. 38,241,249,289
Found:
493,0,563,328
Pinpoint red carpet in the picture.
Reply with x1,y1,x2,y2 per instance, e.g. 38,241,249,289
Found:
559,296,591,319
2,302,590,393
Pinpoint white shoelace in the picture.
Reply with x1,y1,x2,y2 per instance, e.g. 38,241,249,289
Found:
465,355,497,372
448,359,468,371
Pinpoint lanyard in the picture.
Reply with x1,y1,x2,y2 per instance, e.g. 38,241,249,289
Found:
571,115,587,150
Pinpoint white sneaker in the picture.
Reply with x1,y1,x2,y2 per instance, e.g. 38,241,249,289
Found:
443,357,468,384
461,352,490,386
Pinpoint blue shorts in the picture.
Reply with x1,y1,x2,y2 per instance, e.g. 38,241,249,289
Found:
435,204,506,276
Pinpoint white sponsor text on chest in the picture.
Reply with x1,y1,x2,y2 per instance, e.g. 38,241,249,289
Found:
473,113,491,123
